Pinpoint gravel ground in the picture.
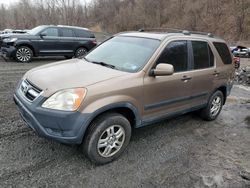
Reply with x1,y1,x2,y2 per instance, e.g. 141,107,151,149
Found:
0,57,250,188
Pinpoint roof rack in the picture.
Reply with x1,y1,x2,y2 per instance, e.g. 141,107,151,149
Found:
138,28,214,38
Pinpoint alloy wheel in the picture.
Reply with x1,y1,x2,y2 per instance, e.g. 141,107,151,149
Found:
16,47,32,62
97,125,125,158
75,48,87,58
210,96,222,117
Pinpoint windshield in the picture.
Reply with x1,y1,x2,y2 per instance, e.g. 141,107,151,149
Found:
85,36,160,72
28,26,46,35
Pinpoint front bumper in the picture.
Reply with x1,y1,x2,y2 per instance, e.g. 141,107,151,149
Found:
1,46,16,58
14,86,91,144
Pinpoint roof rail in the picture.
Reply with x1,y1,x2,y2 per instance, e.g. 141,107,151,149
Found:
138,28,214,38
57,25,89,30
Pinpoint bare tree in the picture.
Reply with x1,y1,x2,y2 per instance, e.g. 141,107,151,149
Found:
0,0,249,41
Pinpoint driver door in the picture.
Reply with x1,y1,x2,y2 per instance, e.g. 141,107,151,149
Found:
35,27,61,55
142,40,194,122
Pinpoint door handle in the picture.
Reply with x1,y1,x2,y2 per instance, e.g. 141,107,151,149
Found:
213,71,220,76
181,75,192,82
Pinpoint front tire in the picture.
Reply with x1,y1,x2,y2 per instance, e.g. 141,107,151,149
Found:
200,91,224,121
83,113,131,165
15,46,33,63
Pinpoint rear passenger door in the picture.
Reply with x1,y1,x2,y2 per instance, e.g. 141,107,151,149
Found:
187,40,216,106
59,28,77,55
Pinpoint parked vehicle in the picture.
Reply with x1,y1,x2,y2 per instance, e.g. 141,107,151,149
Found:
0,25,97,62
14,29,234,164
231,46,250,58
0,29,13,34
12,30,28,34
0,30,28,49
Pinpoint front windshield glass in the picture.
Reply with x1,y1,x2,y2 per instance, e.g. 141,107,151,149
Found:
28,26,46,35
85,36,160,72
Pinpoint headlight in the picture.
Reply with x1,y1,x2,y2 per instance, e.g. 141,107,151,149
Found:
42,88,87,111
3,38,18,43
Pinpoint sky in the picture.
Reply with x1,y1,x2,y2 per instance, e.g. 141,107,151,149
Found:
0,0,19,5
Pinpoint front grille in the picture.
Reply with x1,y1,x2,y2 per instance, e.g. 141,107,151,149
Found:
20,80,42,102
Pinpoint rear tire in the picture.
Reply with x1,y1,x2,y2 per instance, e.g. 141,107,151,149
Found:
75,47,88,58
15,46,33,63
82,113,131,165
199,91,224,121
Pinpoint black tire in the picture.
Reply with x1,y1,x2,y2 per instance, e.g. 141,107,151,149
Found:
200,91,224,121
15,46,33,63
64,55,73,59
75,47,88,58
82,113,131,165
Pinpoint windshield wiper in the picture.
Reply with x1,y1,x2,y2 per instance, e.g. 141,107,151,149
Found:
83,57,116,69
91,61,116,69
83,56,90,62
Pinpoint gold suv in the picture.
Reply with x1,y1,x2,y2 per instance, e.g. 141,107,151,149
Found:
14,29,234,164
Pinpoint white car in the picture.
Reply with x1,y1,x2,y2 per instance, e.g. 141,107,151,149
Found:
231,46,250,57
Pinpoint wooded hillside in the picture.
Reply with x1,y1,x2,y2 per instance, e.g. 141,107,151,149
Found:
0,0,249,41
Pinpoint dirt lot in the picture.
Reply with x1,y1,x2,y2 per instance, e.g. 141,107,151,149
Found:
0,58,250,188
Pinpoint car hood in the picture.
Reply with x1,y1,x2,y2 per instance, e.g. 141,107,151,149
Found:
0,33,12,39
1,33,34,39
24,59,127,96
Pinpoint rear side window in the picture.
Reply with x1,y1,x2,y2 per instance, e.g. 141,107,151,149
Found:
192,41,214,69
156,40,188,72
74,29,93,38
61,28,75,37
213,42,232,64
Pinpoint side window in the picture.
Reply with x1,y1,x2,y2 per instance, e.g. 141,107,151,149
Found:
156,40,188,72
41,28,59,37
61,28,75,37
192,41,214,69
74,29,90,38
213,42,232,64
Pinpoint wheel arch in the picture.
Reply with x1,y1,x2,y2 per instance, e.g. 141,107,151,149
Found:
16,43,36,56
215,85,227,104
81,102,141,143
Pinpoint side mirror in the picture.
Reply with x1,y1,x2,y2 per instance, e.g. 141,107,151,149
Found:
151,63,174,76
39,33,46,38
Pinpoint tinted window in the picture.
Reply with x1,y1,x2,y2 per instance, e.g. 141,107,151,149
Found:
75,29,91,38
213,42,232,64
61,28,75,37
156,41,188,72
192,41,214,69
41,28,59,37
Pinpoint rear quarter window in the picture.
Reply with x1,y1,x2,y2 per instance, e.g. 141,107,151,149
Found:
213,42,232,64
61,28,75,37
74,29,94,38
